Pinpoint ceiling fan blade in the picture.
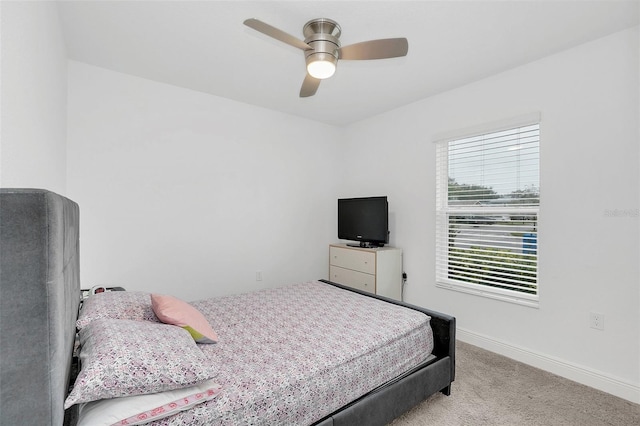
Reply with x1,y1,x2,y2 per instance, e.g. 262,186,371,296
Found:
338,38,408,60
244,18,311,51
300,74,321,98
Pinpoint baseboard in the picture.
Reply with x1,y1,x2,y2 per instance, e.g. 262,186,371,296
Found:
457,328,640,404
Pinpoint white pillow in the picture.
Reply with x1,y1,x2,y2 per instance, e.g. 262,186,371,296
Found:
77,379,222,426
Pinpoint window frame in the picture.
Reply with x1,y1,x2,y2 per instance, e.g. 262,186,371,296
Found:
434,113,541,308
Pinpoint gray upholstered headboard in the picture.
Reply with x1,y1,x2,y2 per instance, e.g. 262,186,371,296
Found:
0,189,81,426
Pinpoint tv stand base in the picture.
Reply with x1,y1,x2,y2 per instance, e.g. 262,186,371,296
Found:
346,242,384,248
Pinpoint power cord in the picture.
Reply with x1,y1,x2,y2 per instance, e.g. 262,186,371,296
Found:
401,272,407,302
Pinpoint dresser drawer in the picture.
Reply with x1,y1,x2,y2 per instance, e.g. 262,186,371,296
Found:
329,246,376,274
329,265,375,294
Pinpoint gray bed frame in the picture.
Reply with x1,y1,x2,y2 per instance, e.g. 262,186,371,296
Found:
0,189,81,426
0,189,455,426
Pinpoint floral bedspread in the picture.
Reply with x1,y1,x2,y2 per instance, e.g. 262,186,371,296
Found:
153,280,434,425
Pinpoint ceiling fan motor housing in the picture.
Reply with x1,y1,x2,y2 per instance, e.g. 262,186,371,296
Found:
243,16,408,96
303,18,341,70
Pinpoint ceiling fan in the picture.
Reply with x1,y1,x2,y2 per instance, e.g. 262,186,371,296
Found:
243,18,409,98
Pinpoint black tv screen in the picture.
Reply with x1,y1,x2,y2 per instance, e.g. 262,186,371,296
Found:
338,196,389,247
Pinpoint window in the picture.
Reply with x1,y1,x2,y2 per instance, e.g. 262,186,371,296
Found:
435,116,540,307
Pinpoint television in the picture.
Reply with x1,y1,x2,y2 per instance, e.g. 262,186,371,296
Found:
338,196,389,248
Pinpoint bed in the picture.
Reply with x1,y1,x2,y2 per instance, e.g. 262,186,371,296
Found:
0,189,455,426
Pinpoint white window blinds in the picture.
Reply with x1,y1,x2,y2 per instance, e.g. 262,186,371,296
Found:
436,122,540,306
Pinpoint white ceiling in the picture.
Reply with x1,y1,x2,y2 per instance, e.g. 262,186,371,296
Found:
57,1,639,126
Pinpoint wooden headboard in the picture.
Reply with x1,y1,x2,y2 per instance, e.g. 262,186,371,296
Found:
0,189,81,426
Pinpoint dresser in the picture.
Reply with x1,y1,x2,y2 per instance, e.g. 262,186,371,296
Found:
328,244,403,300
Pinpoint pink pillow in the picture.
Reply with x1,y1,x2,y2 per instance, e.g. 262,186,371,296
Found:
151,294,218,344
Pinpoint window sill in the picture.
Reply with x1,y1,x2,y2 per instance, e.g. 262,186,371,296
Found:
436,280,539,308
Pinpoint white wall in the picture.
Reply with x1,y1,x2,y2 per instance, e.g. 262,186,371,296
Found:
66,62,341,301
343,27,640,402
0,1,67,193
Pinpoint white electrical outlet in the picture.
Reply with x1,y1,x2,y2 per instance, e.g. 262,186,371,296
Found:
590,312,604,330
256,271,262,281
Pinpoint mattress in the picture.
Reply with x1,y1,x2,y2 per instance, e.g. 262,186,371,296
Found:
150,280,434,425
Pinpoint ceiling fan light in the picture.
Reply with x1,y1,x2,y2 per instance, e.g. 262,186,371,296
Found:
307,59,336,79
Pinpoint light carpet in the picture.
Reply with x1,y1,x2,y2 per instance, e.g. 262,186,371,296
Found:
390,341,640,426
